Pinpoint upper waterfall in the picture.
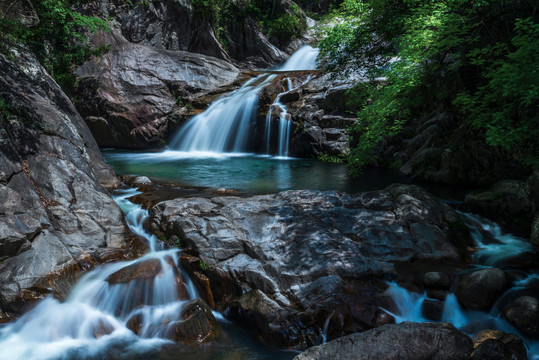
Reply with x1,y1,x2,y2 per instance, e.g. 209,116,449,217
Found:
168,45,319,155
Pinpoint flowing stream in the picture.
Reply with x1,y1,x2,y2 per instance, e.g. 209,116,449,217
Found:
169,45,319,156
383,212,539,359
0,189,294,360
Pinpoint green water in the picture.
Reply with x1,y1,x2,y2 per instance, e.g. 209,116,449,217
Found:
102,150,417,195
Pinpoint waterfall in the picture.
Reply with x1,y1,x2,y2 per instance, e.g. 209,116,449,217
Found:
458,211,534,266
0,189,198,360
169,45,319,156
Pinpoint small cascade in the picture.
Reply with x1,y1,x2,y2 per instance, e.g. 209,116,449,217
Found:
169,45,319,156
0,189,198,360
459,211,534,266
264,75,314,157
381,211,539,359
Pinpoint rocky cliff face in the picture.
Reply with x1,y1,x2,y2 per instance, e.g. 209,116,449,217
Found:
75,29,239,149
0,45,129,317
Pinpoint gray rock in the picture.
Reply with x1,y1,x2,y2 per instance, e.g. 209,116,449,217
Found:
456,268,508,310
0,46,126,313
293,322,473,360
75,30,239,149
151,184,472,347
503,296,539,338
532,214,539,253
423,272,451,289
0,0,39,26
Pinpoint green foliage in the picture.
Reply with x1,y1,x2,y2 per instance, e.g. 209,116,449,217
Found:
0,0,109,93
318,0,539,174
454,18,539,168
192,0,307,48
175,96,193,109
317,152,345,163
199,259,207,272
0,97,12,118
258,3,307,46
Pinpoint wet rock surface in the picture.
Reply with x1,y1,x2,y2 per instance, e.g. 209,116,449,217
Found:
292,322,473,360
456,268,508,311
150,184,472,347
264,74,356,159
0,46,127,314
471,329,527,360
503,296,539,338
165,298,222,345
75,30,239,150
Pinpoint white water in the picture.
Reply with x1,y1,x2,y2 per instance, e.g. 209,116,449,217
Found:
264,75,315,157
382,213,539,359
0,189,198,360
169,45,319,156
459,211,534,266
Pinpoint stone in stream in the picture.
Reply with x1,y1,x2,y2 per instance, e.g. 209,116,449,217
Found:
0,45,128,316
106,257,189,312
292,322,473,360
150,184,473,347
471,329,527,360
502,296,539,339
164,298,222,345
455,268,508,310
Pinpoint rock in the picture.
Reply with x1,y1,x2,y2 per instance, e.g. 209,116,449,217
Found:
106,257,188,304
120,175,152,188
421,299,444,322
0,46,126,313
471,329,527,360
75,30,239,149
0,0,39,26
151,184,472,347
226,290,297,346
532,214,539,253
113,0,228,60
503,296,539,338
292,322,473,360
465,180,533,236
423,272,451,289
106,258,162,285
164,298,222,345
456,268,508,310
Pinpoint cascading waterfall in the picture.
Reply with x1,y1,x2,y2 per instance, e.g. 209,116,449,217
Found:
169,45,319,156
382,213,539,359
264,75,314,157
0,189,198,360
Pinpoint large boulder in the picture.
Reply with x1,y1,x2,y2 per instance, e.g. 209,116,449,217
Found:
0,46,127,314
75,30,239,149
292,322,473,360
503,296,539,338
455,268,508,311
471,329,527,360
150,184,472,347
164,298,222,345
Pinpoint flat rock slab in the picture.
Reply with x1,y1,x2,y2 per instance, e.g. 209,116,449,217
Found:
293,322,473,360
150,184,471,347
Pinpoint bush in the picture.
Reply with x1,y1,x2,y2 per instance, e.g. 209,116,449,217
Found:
318,0,538,174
